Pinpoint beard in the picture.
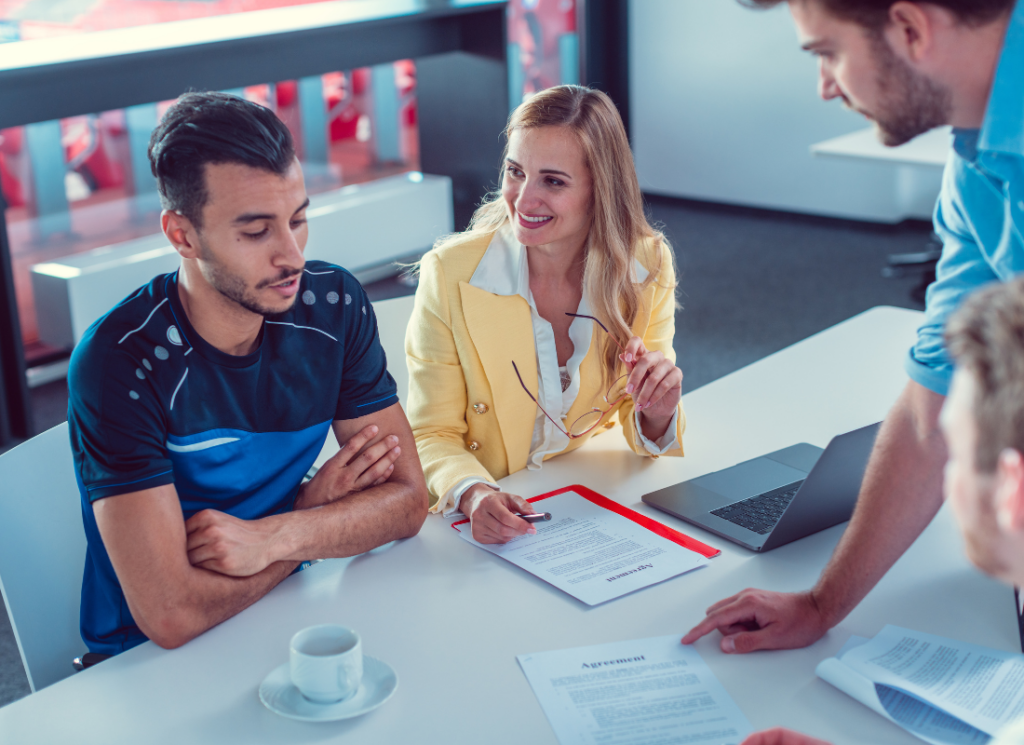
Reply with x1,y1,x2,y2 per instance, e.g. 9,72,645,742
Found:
197,237,301,318
862,34,953,147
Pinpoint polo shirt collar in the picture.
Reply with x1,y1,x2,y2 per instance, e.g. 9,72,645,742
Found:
952,128,980,162
977,0,1024,157
469,224,650,298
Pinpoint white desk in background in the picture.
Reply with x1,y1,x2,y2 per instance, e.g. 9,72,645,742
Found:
811,126,952,168
812,126,952,222
0,303,1016,745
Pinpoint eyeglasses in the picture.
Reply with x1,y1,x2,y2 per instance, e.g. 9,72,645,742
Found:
512,313,629,439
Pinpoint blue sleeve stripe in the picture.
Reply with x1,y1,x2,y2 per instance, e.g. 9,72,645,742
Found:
86,469,174,491
356,393,399,408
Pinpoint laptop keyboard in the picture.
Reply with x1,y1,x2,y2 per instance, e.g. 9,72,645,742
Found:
711,481,804,535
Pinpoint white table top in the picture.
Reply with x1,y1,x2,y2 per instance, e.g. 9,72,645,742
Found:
811,126,953,168
2,304,1017,745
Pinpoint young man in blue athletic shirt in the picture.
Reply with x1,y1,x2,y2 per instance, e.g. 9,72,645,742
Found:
68,92,429,656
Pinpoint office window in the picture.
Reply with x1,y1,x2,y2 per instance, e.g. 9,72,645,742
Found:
1,69,419,363
0,0,353,37
507,0,579,107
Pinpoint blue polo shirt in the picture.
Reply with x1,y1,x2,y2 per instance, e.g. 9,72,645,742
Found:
906,0,1024,395
68,261,398,655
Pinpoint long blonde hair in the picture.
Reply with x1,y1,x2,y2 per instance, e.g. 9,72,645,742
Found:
435,84,674,384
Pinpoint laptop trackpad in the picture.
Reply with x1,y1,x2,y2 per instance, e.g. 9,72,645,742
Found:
693,458,808,501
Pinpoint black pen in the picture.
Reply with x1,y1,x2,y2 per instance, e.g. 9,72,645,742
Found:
520,512,552,523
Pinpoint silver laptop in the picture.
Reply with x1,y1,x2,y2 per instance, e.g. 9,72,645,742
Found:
642,423,880,552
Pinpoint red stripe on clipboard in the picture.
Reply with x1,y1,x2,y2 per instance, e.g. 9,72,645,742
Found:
450,484,719,559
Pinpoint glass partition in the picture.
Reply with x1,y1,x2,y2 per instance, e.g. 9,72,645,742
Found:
1,67,419,363
507,0,579,109
1,0,583,366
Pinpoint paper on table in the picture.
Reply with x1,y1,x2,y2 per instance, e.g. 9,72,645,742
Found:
518,634,753,745
817,626,1024,744
454,489,708,605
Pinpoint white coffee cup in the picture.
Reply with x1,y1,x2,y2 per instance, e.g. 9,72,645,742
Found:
289,625,363,704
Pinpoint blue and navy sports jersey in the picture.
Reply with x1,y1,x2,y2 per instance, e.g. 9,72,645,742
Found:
68,260,398,655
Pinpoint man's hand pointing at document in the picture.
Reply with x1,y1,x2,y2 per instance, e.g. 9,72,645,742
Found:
680,589,833,654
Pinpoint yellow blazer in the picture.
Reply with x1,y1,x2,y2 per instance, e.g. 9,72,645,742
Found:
405,229,685,511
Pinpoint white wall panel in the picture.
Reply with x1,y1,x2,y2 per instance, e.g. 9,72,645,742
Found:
629,1,942,223
31,173,452,349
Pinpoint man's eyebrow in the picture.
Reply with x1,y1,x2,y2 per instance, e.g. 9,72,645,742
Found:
233,212,273,225
506,157,572,179
232,197,310,225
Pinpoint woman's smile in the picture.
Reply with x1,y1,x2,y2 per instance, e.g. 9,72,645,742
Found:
517,211,554,229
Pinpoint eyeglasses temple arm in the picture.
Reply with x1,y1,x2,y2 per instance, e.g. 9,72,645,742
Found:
565,312,627,354
565,312,608,333
511,361,572,438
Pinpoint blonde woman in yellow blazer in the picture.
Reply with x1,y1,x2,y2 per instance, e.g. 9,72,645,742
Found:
406,85,685,544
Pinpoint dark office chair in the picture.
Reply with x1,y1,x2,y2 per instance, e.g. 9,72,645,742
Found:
882,233,942,306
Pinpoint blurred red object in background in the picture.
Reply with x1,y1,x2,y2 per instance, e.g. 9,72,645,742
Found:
0,127,25,207
63,116,124,193
276,80,298,108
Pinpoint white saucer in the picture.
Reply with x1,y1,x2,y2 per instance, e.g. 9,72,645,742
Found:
259,656,398,722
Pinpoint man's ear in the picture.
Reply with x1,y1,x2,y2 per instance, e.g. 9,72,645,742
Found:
162,210,201,260
994,448,1024,533
886,2,935,63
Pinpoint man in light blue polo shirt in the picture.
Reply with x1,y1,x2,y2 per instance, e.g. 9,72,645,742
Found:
684,0,1024,656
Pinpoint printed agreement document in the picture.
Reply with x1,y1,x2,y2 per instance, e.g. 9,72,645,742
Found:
453,489,708,605
817,625,1024,744
518,634,753,745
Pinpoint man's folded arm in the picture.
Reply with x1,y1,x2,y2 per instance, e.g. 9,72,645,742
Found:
94,402,429,651
267,402,430,560
93,484,299,650
184,402,430,579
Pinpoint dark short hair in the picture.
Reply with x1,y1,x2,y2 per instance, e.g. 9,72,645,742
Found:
946,278,1024,473
148,91,295,229
740,0,1013,29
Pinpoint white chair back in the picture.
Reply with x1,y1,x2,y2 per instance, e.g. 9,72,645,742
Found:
0,422,87,691
373,294,416,403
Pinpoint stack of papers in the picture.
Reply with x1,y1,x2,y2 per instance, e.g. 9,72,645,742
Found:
818,625,1024,744
518,635,753,745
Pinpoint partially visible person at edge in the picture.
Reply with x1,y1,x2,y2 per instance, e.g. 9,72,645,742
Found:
736,279,1024,743
68,91,428,656
683,0,1024,657
405,84,685,543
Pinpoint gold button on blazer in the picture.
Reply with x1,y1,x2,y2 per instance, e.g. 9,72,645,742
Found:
405,230,686,512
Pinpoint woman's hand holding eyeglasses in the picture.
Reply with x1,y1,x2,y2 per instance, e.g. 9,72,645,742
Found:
620,336,683,440
461,483,538,544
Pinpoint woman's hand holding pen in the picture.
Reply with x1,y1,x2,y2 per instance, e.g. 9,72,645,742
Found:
461,483,537,544
619,336,683,440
